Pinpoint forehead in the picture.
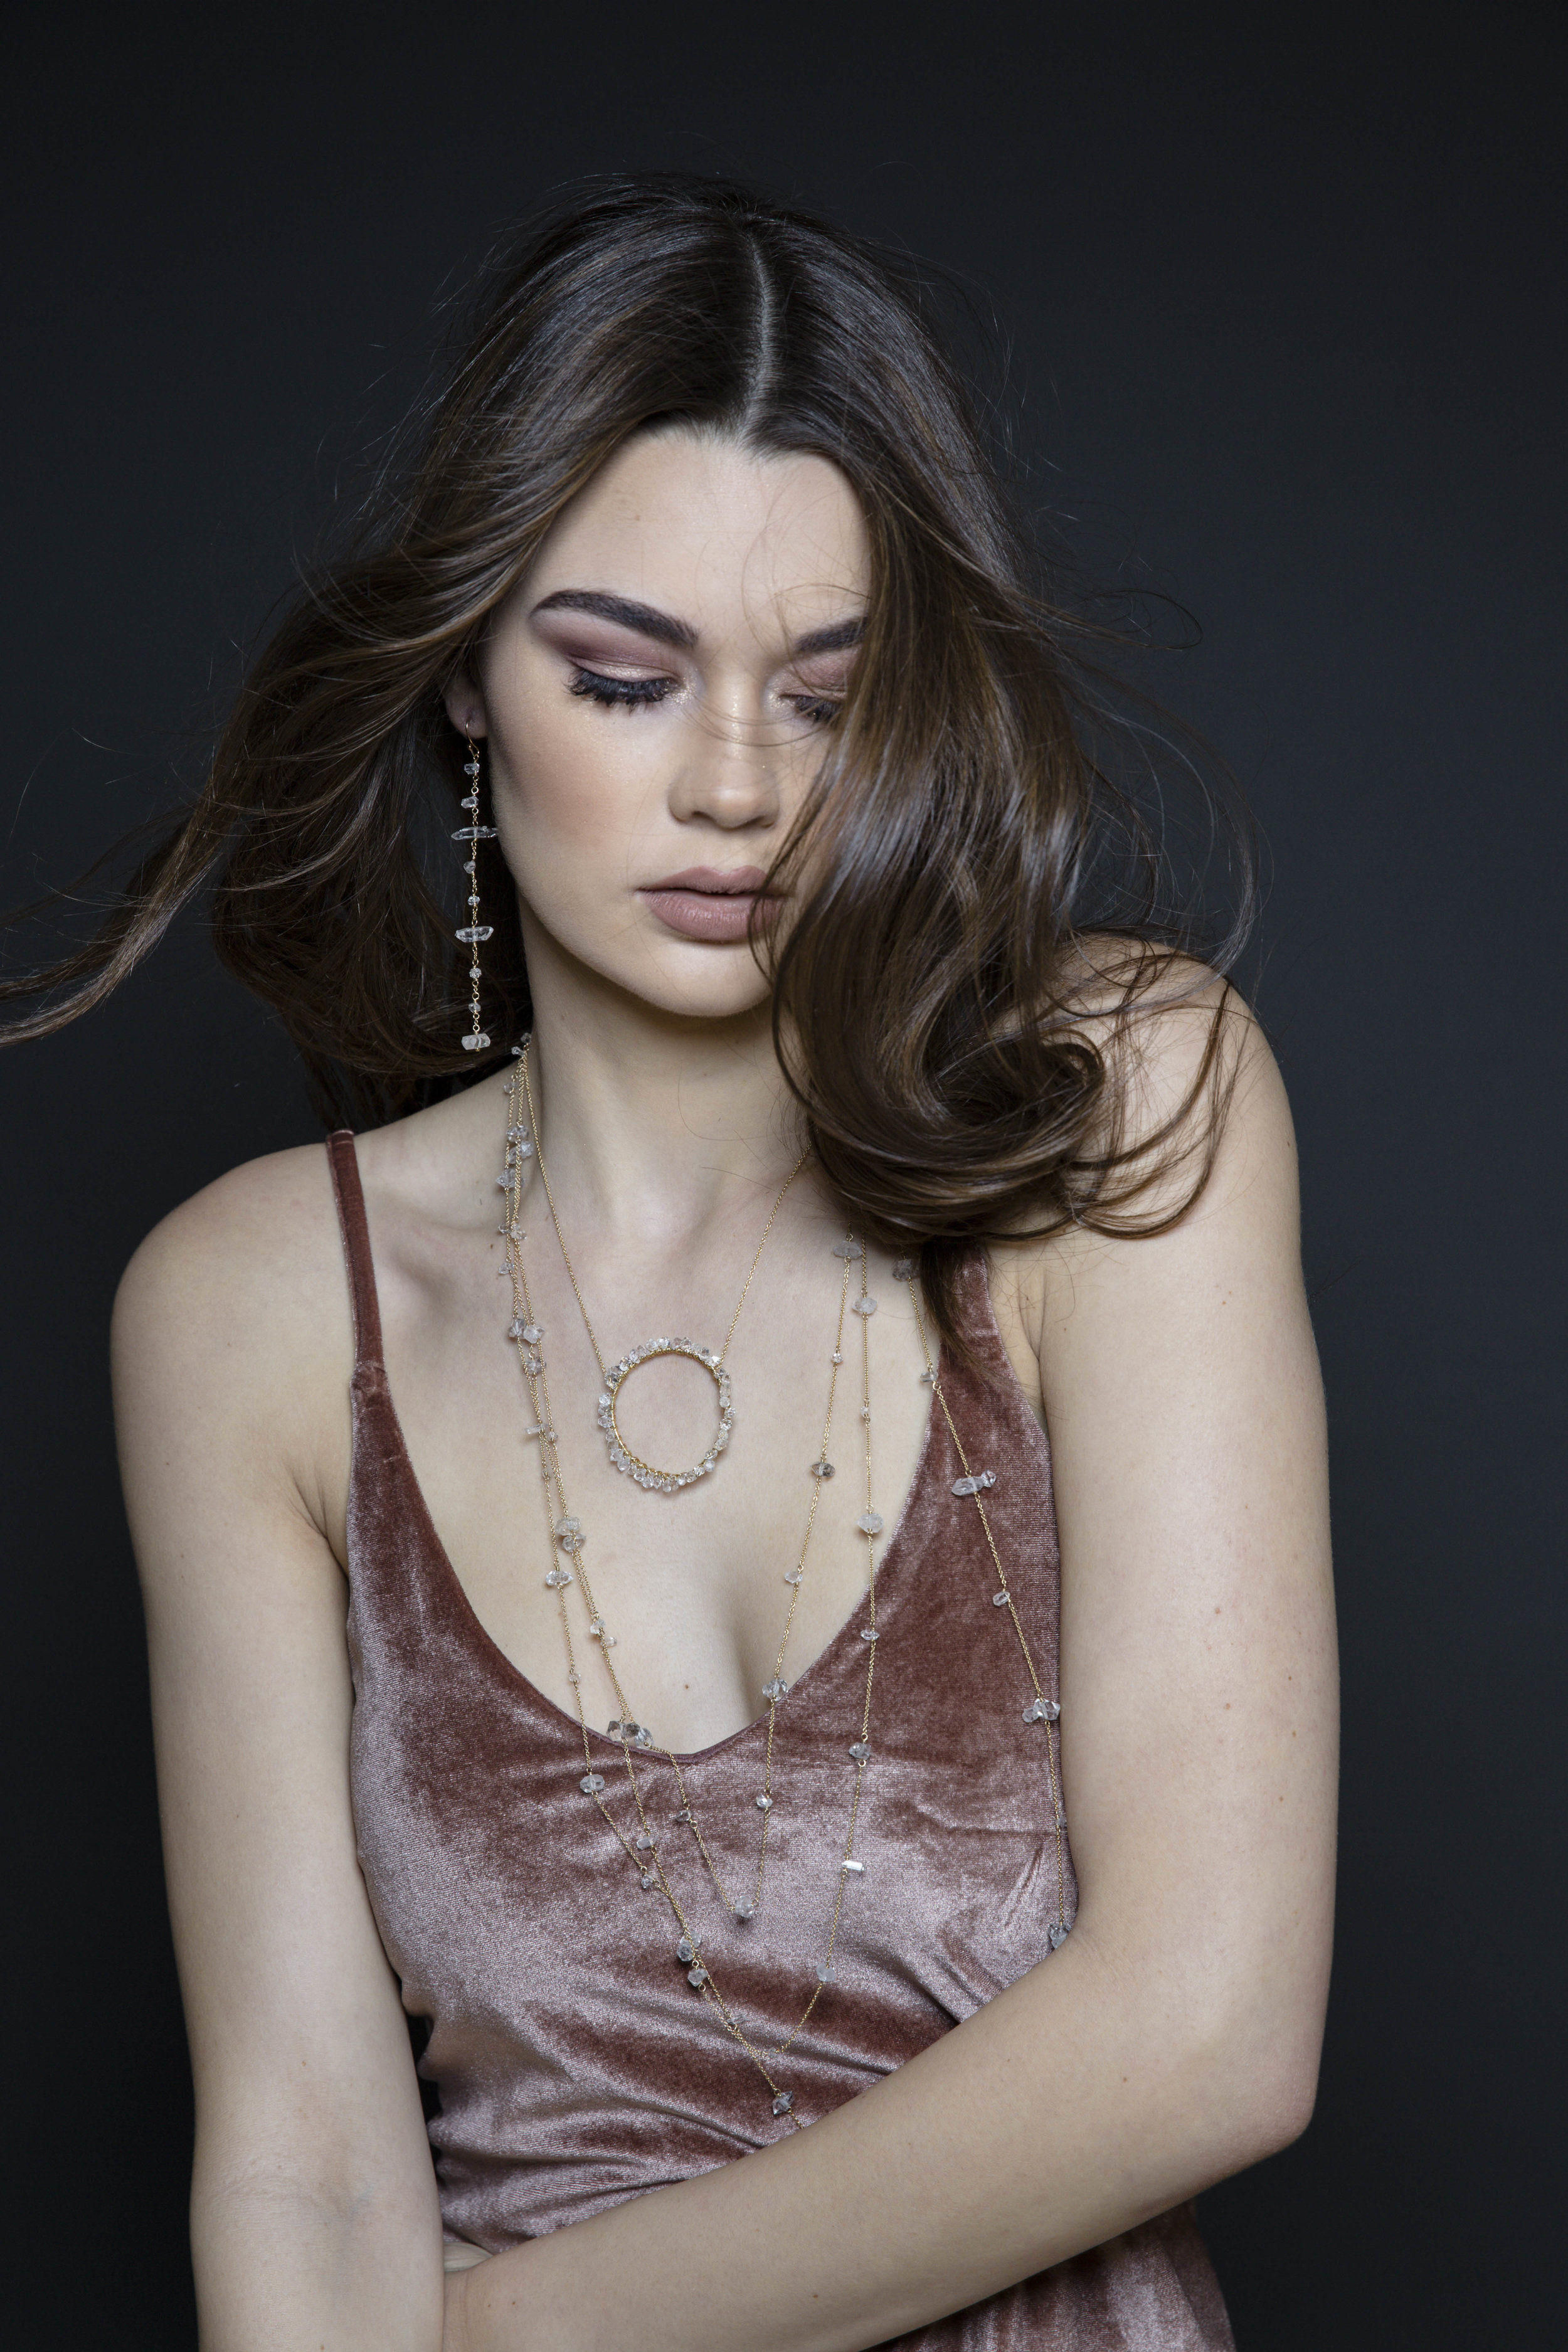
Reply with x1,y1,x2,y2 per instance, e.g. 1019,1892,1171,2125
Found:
526,429,869,646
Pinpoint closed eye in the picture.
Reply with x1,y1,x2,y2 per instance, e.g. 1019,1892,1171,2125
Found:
568,667,677,709
783,692,843,727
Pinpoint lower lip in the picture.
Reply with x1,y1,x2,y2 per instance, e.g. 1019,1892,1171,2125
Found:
640,889,771,943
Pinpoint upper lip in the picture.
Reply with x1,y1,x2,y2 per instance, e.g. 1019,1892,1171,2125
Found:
640,866,771,894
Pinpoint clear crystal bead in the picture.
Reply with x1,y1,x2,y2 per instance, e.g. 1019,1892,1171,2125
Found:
462,1033,492,1052
755,1793,773,1812
992,1590,1011,1607
810,1459,835,1480
521,1323,543,1343
543,1567,572,1589
1049,1922,1070,1951
675,1937,697,1963
831,1237,863,1259
848,1740,871,1761
841,1857,865,1874
455,925,494,943
761,1678,790,1701
859,1626,879,1643
580,1774,605,1794
635,1833,654,1851
733,1899,755,1919
831,1350,843,1365
892,1258,914,1279
816,1963,835,1983
856,1511,884,1535
640,1871,657,1890
687,1966,708,1988
674,1807,693,1825
919,1367,937,1385
554,1518,583,1552
772,2091,793,2116
783,1570,804,1586
859,1406,872,1422
851,1296,877,1317
1022,1697,1061,1724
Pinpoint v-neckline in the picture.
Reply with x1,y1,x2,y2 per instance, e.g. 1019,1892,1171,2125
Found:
352,1315,958,1768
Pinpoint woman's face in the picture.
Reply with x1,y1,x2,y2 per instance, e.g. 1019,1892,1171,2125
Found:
447,428,869,1022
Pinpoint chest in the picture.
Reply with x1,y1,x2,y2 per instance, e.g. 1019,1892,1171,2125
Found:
371,1219,964,1756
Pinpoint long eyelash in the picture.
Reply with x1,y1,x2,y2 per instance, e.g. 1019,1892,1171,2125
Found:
789,694,843,726
568,667,674,709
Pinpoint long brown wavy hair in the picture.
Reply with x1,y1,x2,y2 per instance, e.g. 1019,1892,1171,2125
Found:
2,172,1253,1346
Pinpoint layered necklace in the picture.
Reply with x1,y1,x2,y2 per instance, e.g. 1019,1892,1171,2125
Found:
497,1041,1069,2126
517,1052,807,1496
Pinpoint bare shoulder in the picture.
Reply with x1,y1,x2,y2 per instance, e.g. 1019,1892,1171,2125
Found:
112,1138,354,1547
114,1137,347,1365
989,965,1301,1374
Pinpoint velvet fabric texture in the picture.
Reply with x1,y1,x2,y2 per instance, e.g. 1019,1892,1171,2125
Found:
328,1132,1233,2349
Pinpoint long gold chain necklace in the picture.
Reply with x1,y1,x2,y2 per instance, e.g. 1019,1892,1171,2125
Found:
500,1052,883,2119
495,1046,1070,2125
517,1049,806,1495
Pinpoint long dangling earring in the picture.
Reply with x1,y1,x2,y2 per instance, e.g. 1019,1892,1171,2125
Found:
455,733,499,1053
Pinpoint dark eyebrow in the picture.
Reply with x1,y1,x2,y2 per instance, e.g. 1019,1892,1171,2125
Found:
532,590,864,664
530,589,696,650
790,617,865,659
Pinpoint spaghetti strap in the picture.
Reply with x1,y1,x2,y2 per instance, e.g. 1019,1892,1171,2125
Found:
326,1130,384,1369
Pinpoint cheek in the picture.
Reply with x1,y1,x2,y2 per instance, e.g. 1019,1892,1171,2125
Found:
497,692,664,869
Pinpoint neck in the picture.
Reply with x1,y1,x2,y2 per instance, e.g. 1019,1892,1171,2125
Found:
519,936,807,1249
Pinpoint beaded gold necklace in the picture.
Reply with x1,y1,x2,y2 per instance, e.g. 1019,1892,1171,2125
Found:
497,1043,1069,2124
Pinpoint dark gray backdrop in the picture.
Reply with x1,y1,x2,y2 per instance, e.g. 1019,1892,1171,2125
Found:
3,4,1561,2343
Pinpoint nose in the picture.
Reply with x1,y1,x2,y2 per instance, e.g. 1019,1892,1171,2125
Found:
666,704,781,832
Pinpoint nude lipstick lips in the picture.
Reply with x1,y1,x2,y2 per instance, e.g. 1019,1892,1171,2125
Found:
639,865,775,943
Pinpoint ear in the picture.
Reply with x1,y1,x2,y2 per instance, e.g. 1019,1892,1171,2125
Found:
442,669,488,739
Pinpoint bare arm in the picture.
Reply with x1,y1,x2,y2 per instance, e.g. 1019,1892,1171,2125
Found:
115,1148,446,2350
448,1009,1337,2352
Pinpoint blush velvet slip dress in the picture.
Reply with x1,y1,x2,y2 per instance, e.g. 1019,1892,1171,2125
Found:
327,1132,1234,2351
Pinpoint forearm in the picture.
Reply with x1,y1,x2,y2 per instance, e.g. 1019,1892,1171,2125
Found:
449,1922,1320,2352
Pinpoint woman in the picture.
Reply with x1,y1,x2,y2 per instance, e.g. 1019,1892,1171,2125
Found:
24,176,1336,2347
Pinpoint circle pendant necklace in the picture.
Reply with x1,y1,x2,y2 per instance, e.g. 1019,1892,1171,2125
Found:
519,1041,807,1494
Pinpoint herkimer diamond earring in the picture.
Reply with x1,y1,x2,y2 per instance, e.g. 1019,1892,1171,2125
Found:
454,733,499,1052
